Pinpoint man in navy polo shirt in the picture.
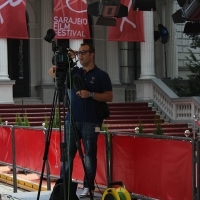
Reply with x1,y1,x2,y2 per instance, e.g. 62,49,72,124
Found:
49,43,113,198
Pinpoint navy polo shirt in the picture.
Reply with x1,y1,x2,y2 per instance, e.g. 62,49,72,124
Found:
66,65,112,125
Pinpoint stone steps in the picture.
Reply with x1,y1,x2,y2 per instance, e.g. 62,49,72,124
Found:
0,102,192,137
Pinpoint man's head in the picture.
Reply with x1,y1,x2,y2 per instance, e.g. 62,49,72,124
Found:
77,43,95,69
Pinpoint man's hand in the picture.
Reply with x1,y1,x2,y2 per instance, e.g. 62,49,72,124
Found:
48,65,57,77
76,90,90,98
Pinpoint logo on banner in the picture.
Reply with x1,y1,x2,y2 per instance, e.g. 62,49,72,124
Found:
0,0,23,24
108,0,144,42
120,0,136,31
53,0,90,39
0,0,28,39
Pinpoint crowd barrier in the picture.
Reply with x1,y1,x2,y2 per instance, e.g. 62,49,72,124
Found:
0,125,199,200
110,133,196,200
0,126,108,192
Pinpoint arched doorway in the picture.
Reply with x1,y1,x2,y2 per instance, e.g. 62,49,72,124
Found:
7,14,30,97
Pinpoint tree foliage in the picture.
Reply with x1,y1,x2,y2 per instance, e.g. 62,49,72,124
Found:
173,35,200,97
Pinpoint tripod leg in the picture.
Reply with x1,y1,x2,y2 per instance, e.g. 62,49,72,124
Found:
37,89,58,200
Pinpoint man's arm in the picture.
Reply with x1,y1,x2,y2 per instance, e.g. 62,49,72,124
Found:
76,90,113,102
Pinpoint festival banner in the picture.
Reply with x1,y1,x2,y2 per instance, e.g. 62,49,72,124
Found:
53,0,91,39
0,0,28,39
108,0,144,42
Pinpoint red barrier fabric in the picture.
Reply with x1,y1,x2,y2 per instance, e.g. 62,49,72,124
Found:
14,128,45,172
111,135,193,200
0,127,107,187
48,131,108,186
0,126,12,164
48,130,62,176
72,133,107,186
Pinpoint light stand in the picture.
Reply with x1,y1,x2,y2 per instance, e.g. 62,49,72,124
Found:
154,24,170,79
163,42,168,79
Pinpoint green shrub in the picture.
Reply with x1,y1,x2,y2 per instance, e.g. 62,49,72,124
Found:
101,121,108,132
53,107,60,128
138,119,144,133
15,112,30,126
23,113,30,126
43,116,49,129
0,116,2,125
15,114,23,126
153,118,163,135
43,107,60,129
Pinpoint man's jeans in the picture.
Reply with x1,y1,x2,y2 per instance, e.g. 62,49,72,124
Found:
60,121,99,190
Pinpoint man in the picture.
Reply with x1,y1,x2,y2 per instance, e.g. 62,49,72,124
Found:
49,43,113,198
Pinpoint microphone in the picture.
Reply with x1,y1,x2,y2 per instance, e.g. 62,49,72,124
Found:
73,74,85,91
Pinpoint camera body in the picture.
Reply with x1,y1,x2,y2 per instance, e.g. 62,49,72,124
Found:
44,29,75,89
53,46,74,89
52,43,73,66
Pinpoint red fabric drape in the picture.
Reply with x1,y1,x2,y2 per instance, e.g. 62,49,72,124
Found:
0,0,28,39
108,0,144,42
0,126,12,163
111,135,193,200
53,0,91,39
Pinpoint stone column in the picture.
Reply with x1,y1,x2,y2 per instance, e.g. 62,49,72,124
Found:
36,0,54,103
69,39,83,68
166,0,178,78
0,39,15,103
106,30,125,102
106,41,121,84
135,11,156,101
41,0,54,84
140,11,156,79
0,39,9,80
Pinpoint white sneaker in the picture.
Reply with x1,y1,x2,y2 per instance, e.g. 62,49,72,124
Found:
79,188,94,198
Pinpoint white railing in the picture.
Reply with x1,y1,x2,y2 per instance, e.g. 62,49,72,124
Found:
152,79,200,122
133,78,200,123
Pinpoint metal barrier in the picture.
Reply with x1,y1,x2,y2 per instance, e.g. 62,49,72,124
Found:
0,125,199,199
0,126,109,192
110,132,196,200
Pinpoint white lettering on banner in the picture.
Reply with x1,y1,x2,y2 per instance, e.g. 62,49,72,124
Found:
55,30,86,37
54,22,70,30
54,16,87,25
54,16,88,38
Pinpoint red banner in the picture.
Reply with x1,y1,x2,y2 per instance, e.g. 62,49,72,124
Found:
0,0,28,39
53,0,91,39
108,0,144,42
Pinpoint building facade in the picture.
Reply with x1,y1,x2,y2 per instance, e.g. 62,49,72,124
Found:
0,0,196,103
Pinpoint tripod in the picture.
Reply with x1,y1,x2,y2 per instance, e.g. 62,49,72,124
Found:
36,62,94,200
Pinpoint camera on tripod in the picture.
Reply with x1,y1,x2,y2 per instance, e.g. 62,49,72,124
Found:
44,29,75,88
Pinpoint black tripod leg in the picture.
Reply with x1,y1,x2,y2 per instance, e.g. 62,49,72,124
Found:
37,88,58,200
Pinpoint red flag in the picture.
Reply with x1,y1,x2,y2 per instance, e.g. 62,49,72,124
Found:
53,0,91,39
108,0,144,42
0,0,28,39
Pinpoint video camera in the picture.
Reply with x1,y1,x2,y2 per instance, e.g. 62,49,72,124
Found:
44,29,75,89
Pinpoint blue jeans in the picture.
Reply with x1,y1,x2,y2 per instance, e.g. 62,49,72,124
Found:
60,121,99,190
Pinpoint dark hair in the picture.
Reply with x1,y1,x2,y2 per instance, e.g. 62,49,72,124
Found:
80,43,95,54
